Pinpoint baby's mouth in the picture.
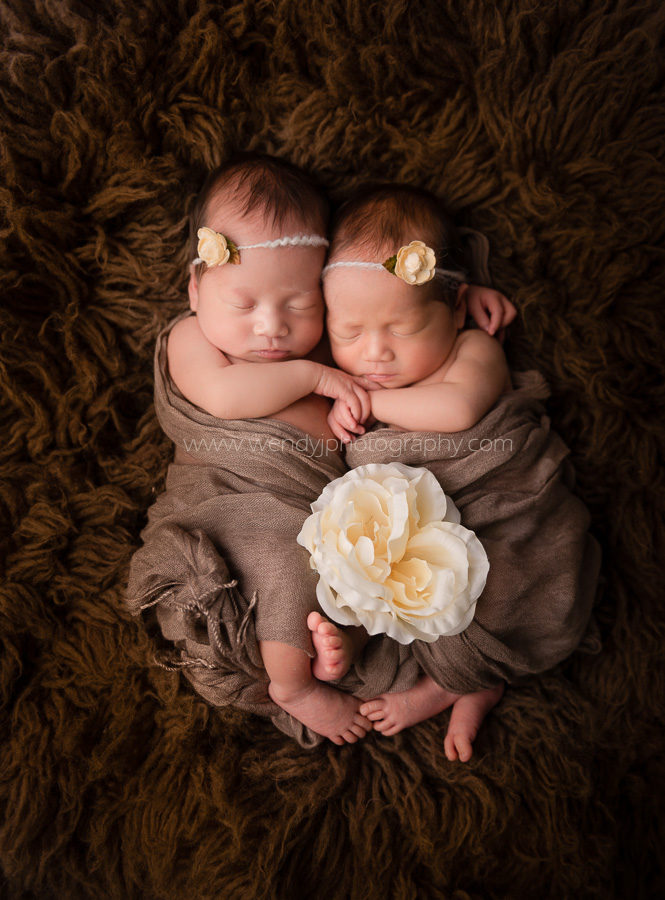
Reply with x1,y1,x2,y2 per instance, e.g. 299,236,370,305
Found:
255,348,290,358
365,373,395,381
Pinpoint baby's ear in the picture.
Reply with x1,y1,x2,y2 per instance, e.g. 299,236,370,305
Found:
454,282,469,328
188,266,200,311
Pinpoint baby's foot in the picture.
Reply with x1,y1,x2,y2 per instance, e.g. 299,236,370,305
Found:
444,683,505,763
359,675,460,736
308,611,354,681
269,679,372,745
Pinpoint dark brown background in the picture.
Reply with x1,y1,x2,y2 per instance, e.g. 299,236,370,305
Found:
1,1,664,897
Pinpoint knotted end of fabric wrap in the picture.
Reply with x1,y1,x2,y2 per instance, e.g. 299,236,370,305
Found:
126,524,265,677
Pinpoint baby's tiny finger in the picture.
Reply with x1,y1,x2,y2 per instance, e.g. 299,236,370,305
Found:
327,414,347,445
504,301,518,324
472,303,491,330
346,392,362,423
344,413,365,435
339,405,359,432
486,309,501,334
332,419,354,444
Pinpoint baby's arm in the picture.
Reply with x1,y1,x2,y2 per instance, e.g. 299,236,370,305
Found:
367,331,509,433
167,315,371,421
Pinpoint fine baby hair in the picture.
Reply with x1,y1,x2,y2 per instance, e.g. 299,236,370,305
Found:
188,152,330,280
326,183,472,308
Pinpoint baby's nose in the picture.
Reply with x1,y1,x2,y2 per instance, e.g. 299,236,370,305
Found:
253,313,288,337
364,334,394,361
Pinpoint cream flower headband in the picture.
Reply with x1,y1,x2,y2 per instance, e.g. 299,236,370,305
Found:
322,240,467,289
193,226,329,267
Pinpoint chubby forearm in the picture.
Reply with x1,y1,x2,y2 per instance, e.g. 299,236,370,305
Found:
369,383,486,433
200,359,320,419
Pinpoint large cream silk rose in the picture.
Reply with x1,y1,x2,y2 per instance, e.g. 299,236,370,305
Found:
297,463,489,644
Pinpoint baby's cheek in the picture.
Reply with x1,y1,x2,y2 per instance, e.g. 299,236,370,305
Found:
329,344,356,373
307,319,326,352
393,343,429,381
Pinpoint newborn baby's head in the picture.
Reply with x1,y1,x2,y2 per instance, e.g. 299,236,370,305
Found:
187,153,329,363
323,185,470,388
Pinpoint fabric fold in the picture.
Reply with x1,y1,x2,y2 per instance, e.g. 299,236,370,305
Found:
125,314,420,746
125,314,600,743
344,370,602,694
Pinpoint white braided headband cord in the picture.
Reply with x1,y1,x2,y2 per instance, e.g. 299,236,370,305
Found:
322,260,468,285
192,234,328,265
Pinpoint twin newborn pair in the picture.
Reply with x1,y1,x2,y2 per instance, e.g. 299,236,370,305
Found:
164,153,516,759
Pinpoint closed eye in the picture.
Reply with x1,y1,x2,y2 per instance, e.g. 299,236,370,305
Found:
329,330,360,341
391,324,425,336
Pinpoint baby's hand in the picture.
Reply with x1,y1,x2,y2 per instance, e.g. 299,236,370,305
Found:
328,398,365,445
466,286,517,343
314,364,373,425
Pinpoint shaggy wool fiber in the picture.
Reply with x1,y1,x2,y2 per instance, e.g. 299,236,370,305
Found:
1,1,664,898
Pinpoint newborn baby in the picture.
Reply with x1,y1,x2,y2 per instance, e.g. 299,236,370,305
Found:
164,153,375,744
309,183,598,763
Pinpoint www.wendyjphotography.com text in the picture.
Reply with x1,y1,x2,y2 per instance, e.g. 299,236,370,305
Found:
181,434,514,458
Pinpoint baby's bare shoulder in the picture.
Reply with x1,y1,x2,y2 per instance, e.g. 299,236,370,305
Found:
166,315,231,400
452,329,512,394
167,315,229,367
168,313,203,351
168,314,198,351
456,327,505,361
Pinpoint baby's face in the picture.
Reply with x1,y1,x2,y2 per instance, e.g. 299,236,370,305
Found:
324,266,466,388
188,198,325,364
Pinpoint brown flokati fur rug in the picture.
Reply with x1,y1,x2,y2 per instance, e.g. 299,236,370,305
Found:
1,2,664,898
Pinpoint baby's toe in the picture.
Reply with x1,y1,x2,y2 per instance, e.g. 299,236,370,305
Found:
381,721,403,737
373,717,396,733
444,733,458,761
348,722,368,739
359,699,383,717
307,611,326,632
323,635,342,650
456,736,473,762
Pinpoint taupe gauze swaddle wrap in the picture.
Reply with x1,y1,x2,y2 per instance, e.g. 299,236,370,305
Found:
125,314,419,747
344,371,602,694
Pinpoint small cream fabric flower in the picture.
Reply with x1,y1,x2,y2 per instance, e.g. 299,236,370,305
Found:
390,241,436,284
196,227,239,267
297,462,489,644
